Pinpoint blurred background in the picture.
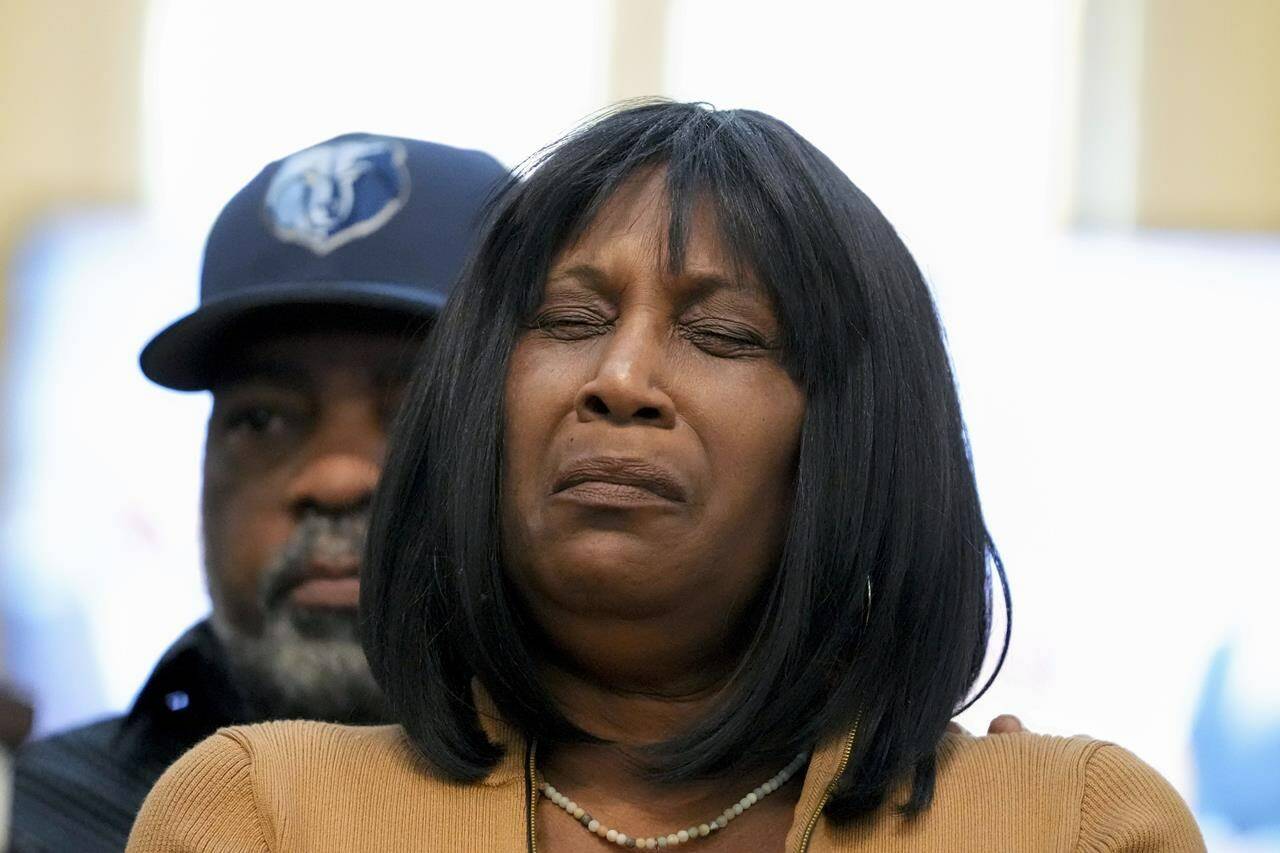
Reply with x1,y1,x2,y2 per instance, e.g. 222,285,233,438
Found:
1,0,1277,847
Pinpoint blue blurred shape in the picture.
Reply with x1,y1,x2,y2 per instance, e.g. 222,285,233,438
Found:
1193,642,1280,832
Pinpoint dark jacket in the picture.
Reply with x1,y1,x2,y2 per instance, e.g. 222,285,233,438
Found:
10,621,252,852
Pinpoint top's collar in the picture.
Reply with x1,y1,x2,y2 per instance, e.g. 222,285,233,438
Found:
471,681,529,787
471,678,859,825
784,725,860,851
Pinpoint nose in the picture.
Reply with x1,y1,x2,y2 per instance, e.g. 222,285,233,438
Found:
574,317,677,429
286,399,384,516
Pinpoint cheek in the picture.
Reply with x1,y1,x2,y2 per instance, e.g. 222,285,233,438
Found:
700,370,805,523
201,461,295,629
503,342,580,502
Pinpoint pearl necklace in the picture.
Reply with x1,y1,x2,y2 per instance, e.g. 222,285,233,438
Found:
538,751,809,848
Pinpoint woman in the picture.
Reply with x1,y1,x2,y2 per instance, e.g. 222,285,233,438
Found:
128,102,1203,851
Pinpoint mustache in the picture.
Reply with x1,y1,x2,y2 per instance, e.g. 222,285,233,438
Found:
259,511,370,612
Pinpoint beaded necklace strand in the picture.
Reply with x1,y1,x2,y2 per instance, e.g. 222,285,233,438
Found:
538,751,809,849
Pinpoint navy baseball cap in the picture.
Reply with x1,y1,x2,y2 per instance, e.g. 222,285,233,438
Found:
140,133,510,390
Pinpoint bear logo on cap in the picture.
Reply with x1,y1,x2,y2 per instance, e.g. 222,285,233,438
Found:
263,137,410,256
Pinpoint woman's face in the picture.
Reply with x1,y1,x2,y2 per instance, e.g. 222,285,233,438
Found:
502,170,805,683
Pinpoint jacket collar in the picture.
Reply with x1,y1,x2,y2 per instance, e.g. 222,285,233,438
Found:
123,619,253,736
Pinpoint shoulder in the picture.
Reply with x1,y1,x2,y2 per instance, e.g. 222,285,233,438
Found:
934,732,1204,851
210,718,422,766
127,723,275,852
936,729,1179,796
935,729,1108,781
129,722,409,852
16,715,125,765
134,719,430,809
12,716,146,851
1065,738,1205,851
127,720,528,852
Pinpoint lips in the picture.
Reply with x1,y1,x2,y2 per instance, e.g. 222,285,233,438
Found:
552,456,688,503
288,575,361,609
265,557,362,612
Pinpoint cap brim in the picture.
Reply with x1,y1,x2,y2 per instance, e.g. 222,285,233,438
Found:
140,281,446,391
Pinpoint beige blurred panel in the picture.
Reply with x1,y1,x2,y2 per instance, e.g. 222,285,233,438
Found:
608,0,670,103
0,0,145,313
1071,0,1145,228
1074,0,1280,230
1137,0,1280,230
0,0,143,681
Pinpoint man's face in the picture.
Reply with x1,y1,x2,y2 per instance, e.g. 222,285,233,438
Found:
201,325,416,722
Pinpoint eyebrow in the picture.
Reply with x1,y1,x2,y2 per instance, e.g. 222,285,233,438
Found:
213,361,314,394
213,352,416,396
374,356,417,388
546,264,609,289
683,271,749,296
548,263,751,297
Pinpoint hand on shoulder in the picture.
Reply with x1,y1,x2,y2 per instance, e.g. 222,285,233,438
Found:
947,713,1027,736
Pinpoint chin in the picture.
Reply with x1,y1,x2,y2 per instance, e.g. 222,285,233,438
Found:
517,536,694,618
211,606,390,724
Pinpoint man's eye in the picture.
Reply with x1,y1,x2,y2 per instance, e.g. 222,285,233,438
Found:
225,406,286,435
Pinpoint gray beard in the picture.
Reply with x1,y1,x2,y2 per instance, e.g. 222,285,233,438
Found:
206,512,390,725
210,605,389,724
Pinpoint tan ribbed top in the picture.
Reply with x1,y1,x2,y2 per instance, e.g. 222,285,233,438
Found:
127,716,1204,852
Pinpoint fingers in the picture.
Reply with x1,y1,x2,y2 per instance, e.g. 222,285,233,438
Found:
986,714,1025,735
947,715,1027,736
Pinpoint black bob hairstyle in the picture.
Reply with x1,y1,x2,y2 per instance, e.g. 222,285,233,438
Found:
363,101,1010,819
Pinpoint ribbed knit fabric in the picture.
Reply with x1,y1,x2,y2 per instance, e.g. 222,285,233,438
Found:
128,720,1204,852
800,734,1205,852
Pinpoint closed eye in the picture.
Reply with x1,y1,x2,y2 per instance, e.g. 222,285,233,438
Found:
680,320,774,357
530,309,613,340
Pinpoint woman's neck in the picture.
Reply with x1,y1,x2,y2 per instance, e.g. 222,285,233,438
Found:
542,660,728,745
534,663,806,851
